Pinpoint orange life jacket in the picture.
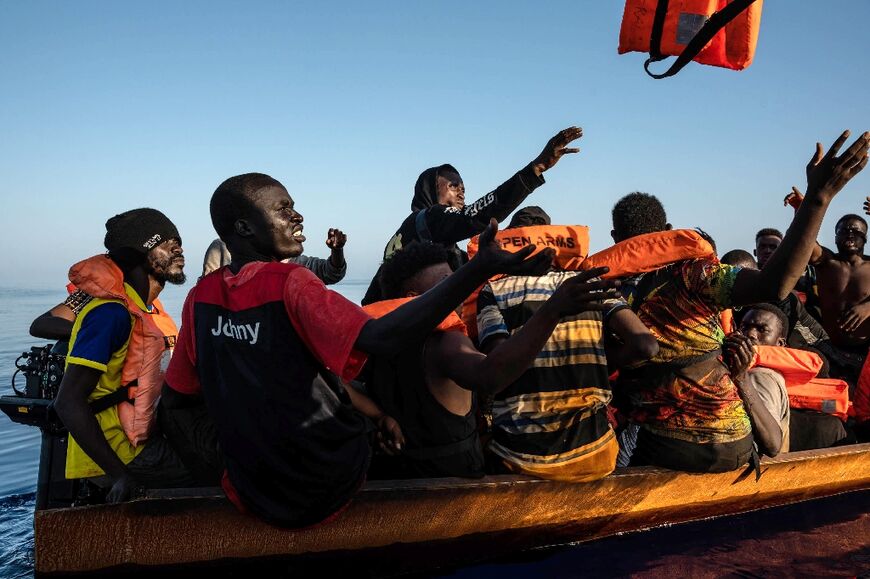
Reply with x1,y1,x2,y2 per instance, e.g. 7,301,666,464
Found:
720,309,734,335
462,225,590,341
68,255,178,446
466,225,590,271
854,353,870,423
363,297,467,335
751,345,850,421
581,229,717,279
618,0,763,78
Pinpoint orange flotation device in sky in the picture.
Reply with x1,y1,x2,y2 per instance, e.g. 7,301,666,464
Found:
580,229,716,279
619,0,763,78
462,225,590,341
751,345,850,421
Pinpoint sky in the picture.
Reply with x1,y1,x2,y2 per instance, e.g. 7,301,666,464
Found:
0,1,868,292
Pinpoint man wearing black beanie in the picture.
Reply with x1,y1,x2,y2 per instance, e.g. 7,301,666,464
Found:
52,207,202,503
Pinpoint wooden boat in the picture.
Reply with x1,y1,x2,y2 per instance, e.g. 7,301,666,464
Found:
34,443,870,576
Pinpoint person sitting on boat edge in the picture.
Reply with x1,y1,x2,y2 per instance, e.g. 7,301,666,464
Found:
361,239,623,479
474,219,659,482
162,172,554,529
734,304,850,452
611,130,869,473
723,305,792,456
201,226,348,283
52,208,197,502
361,126,583,305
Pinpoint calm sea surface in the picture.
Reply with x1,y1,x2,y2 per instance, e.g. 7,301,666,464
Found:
1,283,868,578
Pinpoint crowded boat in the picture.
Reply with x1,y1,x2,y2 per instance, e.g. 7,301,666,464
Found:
2,126,869,573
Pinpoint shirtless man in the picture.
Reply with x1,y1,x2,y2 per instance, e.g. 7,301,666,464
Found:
784,189,870,385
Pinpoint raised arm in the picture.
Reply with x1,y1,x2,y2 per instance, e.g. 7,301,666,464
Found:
782,186,828,266
732,130,869,305
355,219,554,355
430,268,620,397
425,127,584,245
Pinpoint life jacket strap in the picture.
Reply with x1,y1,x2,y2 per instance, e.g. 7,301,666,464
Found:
89,380,136,414
645,0,760,79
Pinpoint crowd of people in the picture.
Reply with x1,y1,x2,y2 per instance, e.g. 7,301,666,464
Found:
30,126,870,528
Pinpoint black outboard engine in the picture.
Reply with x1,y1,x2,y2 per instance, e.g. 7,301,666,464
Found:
1,343,99,508
1,344,67,433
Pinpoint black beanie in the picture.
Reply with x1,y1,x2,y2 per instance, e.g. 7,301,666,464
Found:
104,208,181,255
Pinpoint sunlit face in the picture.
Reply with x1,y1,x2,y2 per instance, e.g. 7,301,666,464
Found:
146,238,186,285
435,170,465,209
755,235,781,268
835,218,867,256
403,262,452,297
739,309,785,347
247,185,305,260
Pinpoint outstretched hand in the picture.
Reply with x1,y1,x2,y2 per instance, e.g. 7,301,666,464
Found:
805,130,869,201
863,196,870,217
722,332,755,379
531,126,583,176
548,267,621,317
326,228,347,250
475,219,554,277
783,186,804,211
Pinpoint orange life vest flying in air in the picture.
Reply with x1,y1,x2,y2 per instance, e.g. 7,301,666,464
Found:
462,225,590,340
751,345,850,421
618,0,763,78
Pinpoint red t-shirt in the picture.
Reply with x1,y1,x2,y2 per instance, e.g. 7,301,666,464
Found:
165,262,372,528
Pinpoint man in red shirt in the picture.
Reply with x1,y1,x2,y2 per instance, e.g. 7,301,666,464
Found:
164,172,555,528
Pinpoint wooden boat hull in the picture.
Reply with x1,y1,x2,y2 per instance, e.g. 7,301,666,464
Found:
35,443,870,575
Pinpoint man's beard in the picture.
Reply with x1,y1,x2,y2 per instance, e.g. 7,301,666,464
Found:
147,254,186,285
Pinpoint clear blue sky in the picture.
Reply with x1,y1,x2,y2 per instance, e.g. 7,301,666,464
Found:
1,1,868,290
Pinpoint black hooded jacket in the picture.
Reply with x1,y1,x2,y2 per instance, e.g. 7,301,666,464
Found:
362,164,544,304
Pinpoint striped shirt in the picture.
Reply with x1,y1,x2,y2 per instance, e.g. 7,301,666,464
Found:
477,271,624,482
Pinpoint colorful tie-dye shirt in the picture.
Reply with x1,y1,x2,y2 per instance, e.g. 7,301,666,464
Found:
620,259,752,444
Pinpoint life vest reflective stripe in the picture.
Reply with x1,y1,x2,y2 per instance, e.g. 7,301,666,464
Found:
581,229,716,279
751,345,849,421
68,255,178,447
463,225,590,340
618,0,763,77
363,297,467,335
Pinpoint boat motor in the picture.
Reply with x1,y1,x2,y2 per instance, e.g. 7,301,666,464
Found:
0,343,66,434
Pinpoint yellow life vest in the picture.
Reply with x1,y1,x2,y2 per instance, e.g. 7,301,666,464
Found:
68,255,178,447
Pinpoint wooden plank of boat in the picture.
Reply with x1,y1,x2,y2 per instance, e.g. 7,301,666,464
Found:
35,443,870,575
